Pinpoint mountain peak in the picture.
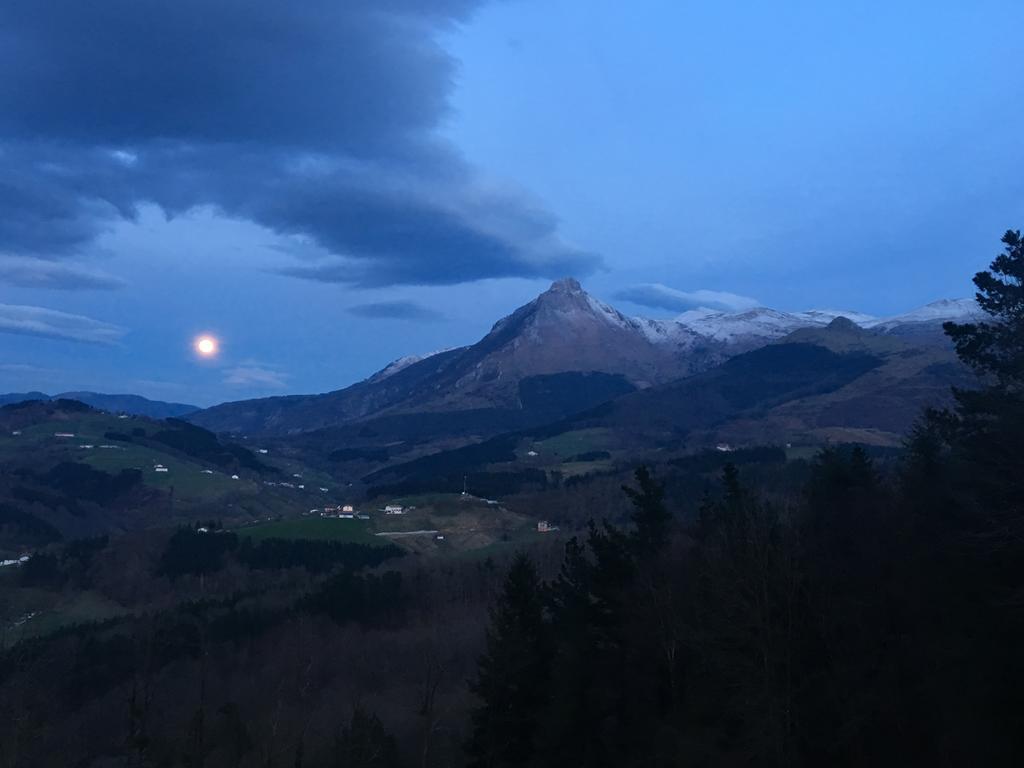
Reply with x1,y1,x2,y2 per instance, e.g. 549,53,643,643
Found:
826,316,863,332
547,277,583,295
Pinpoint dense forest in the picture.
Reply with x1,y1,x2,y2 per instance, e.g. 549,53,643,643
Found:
1,232,1022,765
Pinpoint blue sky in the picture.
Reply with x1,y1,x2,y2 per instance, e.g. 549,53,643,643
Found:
1,0,1022,406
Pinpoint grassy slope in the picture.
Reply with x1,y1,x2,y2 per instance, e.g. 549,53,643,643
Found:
240,517,383,546
0,407,342,536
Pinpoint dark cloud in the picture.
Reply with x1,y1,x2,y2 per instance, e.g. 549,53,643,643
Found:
347,300,445,321
0,1,599,285
614,284,760,313
0,1,469,151
0,256,125,290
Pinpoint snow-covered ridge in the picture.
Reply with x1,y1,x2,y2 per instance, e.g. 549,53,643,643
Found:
637,299,981,347
367,348,454,382
863,299,982,330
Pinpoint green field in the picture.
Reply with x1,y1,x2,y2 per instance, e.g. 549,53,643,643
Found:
1,588,129,649
0,409,330,513
529,428,615,460
0,412,252,501
239,517,384,546
784,445,820,461
84,446,249,499
382,492,498,517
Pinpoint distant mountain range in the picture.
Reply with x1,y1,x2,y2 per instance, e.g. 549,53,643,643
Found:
190,278,981,441
0,279,987,504
363,316,980,496
0,391,199,419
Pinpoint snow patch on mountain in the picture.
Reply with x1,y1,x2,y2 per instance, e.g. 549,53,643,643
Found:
585,294,632,330
673,307,809,343
367,348,453,382
864,299,981,330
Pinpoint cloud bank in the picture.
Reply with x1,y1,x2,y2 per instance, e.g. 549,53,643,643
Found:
614,284,760,314
0,0,598,286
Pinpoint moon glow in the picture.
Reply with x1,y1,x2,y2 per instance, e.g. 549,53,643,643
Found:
194,335,218,358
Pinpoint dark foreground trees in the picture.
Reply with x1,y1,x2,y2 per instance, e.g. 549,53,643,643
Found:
465,554,548,768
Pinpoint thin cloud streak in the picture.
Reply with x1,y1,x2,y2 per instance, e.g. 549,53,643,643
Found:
222,365,290,389
614,283,761,314
0,303,126,344
0,256,125,290
347,300,445,321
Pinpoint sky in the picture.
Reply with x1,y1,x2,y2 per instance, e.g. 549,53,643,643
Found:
1,0,1022,406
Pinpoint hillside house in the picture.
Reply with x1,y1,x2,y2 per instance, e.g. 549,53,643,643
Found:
538,520,551,533
342,504,354,513
384,505,404,515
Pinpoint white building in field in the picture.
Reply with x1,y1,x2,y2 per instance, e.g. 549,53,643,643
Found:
384,505,404,515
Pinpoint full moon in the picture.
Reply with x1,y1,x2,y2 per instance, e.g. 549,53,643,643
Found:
194,335,218,358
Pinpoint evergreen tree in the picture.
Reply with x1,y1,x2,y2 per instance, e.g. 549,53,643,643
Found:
944,229,1024,386
936,229,1024,519
693,465,800,765
622,465,670,555
466,554,549,768
925,229,1024,761
333,708,401,768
